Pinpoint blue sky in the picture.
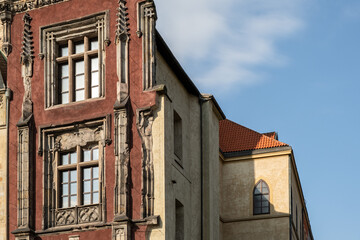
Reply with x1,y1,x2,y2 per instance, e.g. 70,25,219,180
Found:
156,0,360,239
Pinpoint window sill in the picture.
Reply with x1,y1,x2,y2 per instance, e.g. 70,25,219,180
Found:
45,97,105,110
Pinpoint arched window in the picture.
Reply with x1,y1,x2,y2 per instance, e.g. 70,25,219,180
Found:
253,180,270,215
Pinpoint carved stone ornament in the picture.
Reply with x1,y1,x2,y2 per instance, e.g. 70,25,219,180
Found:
0,0,67,13
112,224,131,240
0,8,12,56
137,0,157,90
114,107,130,220
20,12,34,123
136,108,154,218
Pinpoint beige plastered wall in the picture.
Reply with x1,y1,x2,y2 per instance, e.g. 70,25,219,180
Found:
221,152,291,240
0,90,7,240
148,52,205,239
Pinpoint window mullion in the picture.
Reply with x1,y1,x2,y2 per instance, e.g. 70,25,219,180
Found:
68,40,74,103
84,36,90,99
77,146,81,207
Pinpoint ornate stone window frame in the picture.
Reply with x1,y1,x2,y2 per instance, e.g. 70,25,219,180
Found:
38,117,111,230
39,11,109,108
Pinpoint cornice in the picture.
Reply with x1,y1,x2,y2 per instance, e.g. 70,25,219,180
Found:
0,0,68,14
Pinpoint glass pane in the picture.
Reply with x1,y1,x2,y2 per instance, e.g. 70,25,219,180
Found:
90,39,98,50
70,152,77,164
263,194,269,201
254,200,261,207
262,207,269,213
61,78,69,92
70,196,77,207
70,170,77,182
62,184,68,196
83,193,91,205
91,57,98,71
62,196,68,208
92,149,99,160
61,93,69,104
92,192,99,204
83,180,91,193
83,168,91,180
254,195,261,202
92,166,99,179
61,64,69,77
254,188,261,194
91,87,99,98
75,75,84,89
91,72,99,86
75,42,84,54
62,171,68,183
262,200,269,207
61,154,68,165
60,45,68,57
75,61,84,74
254,207,261,214
70,182,77,195
75,90,85,101
83,150,91,162
93,179,99,192
262,185,269,194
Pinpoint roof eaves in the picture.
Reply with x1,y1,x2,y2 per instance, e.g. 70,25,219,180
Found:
155,30,200,96
222,145,292,159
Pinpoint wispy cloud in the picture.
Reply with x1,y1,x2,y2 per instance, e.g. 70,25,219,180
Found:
155,0,306,93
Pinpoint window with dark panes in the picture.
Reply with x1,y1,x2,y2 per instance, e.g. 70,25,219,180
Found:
58,147,100,208
253,180,270,215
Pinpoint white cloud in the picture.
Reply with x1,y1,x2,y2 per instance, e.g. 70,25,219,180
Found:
155,0,306,92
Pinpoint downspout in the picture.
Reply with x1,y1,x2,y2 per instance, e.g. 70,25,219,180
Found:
5,87,11,240
199,96,204,240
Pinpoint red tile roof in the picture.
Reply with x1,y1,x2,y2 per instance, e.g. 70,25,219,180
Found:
219,119,288,153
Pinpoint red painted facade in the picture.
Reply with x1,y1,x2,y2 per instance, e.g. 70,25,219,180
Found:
7,0,157,239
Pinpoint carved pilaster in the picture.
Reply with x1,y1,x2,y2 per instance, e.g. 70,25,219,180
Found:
137,0,157,90
136,108,154,218
15,116,35,239
115,0,130,106
20,12,34,123
0,7,12,56
114,106,130,220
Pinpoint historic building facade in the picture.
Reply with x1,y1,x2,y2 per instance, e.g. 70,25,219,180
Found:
0,0,224,239
0,1,313,240
219,120,314,240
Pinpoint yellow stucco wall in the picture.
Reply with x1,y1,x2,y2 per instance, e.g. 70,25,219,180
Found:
221,152,290,240
0,91,7,240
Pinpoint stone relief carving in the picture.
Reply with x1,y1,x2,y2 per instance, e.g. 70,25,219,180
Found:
115,0,130,105
20,12,34,122
136,108,154,218
114,108,130,220
55,208,76,226
55,126,104,151
78,205,100,223
137,0,157,90
0,10,12,56
0,0,66,13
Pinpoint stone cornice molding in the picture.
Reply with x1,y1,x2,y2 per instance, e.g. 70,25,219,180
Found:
0,0,68,14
